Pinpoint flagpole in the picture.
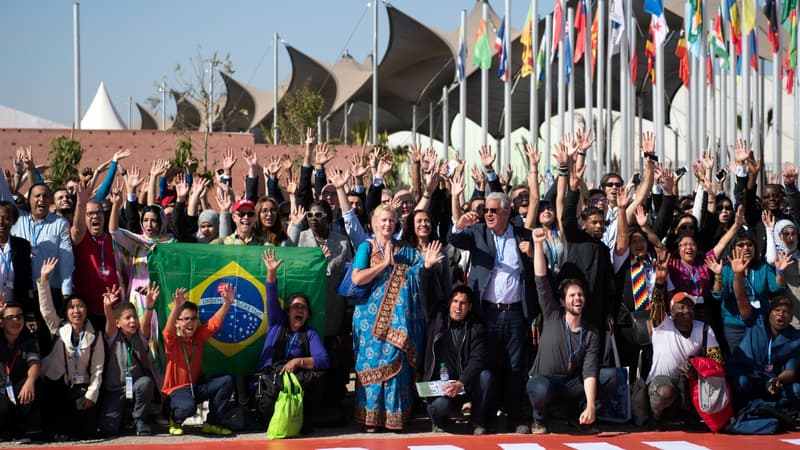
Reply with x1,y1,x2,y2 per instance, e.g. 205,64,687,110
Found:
606,22,613,177
774,40,782,169
372,0,378,145
729,38,737,145
711,56,717,158
597,0,607,184
700,0,708,157
531,0,539,149
429,101,435,149
482,2,489,147
759,59,765,162
504,0,512,170
742,2,751,146
558,7,566,139
583,0,594,184
621,0,632,179
720,54,727,167
691,54,699,190
656,36,665,163
412,104,418,145
459,10,467,160
628,13,636,180
442,86,449,159
568,8,576,134
546,15,554,169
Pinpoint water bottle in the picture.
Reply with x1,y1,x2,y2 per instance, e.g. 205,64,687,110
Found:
439,363,449,382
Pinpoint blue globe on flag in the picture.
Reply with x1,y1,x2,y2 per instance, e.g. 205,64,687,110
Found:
198,275,264,344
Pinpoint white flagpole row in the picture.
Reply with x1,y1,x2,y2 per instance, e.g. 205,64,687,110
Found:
597,0,607,184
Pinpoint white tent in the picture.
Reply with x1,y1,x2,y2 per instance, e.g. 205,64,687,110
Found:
0,105,66,129
81,82,125,130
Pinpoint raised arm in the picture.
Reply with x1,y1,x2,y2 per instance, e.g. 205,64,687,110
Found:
525,144,542,230
649,247,670,330
730,246,753,319
615,185,633,256
102,284,122,338
148,159,169,208
712,205,745,259
70,180,92,245
262,249,286,327
450,172,466,223
37,257,61,334
140,282,158,340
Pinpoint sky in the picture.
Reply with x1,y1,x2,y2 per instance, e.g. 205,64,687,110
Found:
0,0,549,128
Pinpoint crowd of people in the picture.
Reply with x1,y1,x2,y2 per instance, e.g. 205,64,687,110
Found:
0,127,799,441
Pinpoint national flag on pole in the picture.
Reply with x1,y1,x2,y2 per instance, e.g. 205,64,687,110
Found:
727,0,742,56
148,244,327,376
676,35,690,87
645,38,655,84
498,32,509,82
457,22,467,82
536,37,547,86
564,34,572,84
591,9,599,76
783,0,797,23
749,30,758,70
521,6,534,78
711,7,731,69
787,9,798,92
631,50,638,85
473,19,492,69
574,0,587,63
609,0,625,55
552,0,563,62
706,53,713,85
686,2,702,57
764,0,781,53
687,0,703,44
495,17,506,53
742,0,757,34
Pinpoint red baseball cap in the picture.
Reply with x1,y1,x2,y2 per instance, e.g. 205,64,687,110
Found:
232,199,255,212
670,292,696,309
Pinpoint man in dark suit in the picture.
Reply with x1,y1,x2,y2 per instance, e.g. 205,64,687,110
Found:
0,201,37,347
448,192,537,434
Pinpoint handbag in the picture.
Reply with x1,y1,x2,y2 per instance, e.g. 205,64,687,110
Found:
266,372,304,439
630,349,649,426
596,330,632,423
337,262,372,302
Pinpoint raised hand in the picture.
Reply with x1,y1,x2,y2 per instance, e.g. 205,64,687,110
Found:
408,144,422,164
762,210,776,229
451,172,466,199
617,185,634,209
532,227,547,244
732,138,750,163
654,246,670,282
640,131,655,155
40,257,59,281
783,162,798,186
222,147,238,171
172,288,188,309
262,249,285,272
775,251,795,272
289,205,306,225
576,128,595,151
173,173,190,200
734,204,746,227
112,149,131,162
102,285,121,307
470,165,485,190
189,177,210,200
314,143,334,167
553,141,570,167
218,282,235,305
285,171,298,196
150,159,169,177
242,147,258,168
376,153,393,177
305,127,316,147
124,166,144,194
456,211,480,230
423,240,445,269
214,184,233,212
328,166,350,189
421,147,438,173
702,150,715,171
478,145,496,169
350,153,368,178
525,144,541,172
728,246,750,273
634,205,649,228
705,254,723,275
144,282,160,310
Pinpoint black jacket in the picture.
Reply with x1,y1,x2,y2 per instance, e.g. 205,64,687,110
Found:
420,267,488,393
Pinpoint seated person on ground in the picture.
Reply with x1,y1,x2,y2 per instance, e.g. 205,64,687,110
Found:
0,299,41,440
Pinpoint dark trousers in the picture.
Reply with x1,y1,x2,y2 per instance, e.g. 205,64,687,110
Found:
483,304,527,425
169,375,234,425
427,369,493,428
0,378,41,436
527,368,619,422
42,378,97,439
730,373,800,412
97,376,155,436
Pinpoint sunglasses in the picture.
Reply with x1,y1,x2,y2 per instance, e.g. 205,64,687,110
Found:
603,182,623,188
306,211,327,219
485,207,504,214
236,211,256,217
1,314,23,322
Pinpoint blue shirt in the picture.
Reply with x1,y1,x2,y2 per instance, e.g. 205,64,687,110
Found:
726,314,800,378
11,211,73,295
712,261,784,328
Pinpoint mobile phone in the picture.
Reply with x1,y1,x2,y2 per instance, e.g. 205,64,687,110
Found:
445,160,458,177
715,169,727,181
675,166,688,177
216,169,225,176
632,173,641,185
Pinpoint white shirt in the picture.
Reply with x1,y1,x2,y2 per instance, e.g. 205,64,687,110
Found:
0,240,13,301
483,225,522,305
647,317,719,384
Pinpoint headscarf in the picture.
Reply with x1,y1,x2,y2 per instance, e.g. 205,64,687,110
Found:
196,209,220,243
774,219,800,259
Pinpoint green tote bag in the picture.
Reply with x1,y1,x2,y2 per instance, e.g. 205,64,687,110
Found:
266,372,304,439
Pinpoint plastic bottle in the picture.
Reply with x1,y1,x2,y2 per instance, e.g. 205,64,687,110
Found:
439,362,449,382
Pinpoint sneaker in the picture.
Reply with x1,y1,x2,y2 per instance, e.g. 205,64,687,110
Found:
168,420,184,436
201,423,233,436
473,425,488,435
431,424,445,433
515,424,531,434
135,420,153,436
461,402,472,417
531,421,548,435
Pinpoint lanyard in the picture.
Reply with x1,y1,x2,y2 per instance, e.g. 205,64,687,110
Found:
544,236,558,270
0,244,10,286
285,331,299,359
91,235,106,269
493,230,509,264
124,336,135,375
767,337,773,365
5,346,19,377
29,219,44,247
180,339,195,385
73,330,85,373
564,319,584,365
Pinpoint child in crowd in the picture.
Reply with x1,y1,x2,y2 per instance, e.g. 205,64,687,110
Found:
97,283,158,437
162,283,234,436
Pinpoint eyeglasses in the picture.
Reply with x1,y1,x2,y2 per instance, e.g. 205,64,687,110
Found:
85,211,103,217
678,242,697,248
289,303,308,311
178,317,199,322
603,182,623,188
306,211,327,219
735,242,754,248
236,211,255,217
485,207,504,214
1,314,23,322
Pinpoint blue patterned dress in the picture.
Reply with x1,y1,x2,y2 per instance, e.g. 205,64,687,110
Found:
352,240,424,430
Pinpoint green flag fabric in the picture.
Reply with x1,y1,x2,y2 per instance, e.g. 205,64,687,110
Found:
473,19,492,70
148,243,327,376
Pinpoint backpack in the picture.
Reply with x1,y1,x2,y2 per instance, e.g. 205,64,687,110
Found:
726,399,796,435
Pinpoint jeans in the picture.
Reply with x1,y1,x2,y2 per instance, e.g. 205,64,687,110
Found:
169,375,234,425
730,373,800,412
427,369,493,428
527,368,619,422
483,305,527,424
97,376,155,436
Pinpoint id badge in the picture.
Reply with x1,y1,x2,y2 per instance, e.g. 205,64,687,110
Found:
72,374,87,384
765,364,774,373
99,266,110,277
125,376,134,400
5,384,15,405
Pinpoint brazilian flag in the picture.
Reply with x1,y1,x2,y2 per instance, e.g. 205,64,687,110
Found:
148,243,327,376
